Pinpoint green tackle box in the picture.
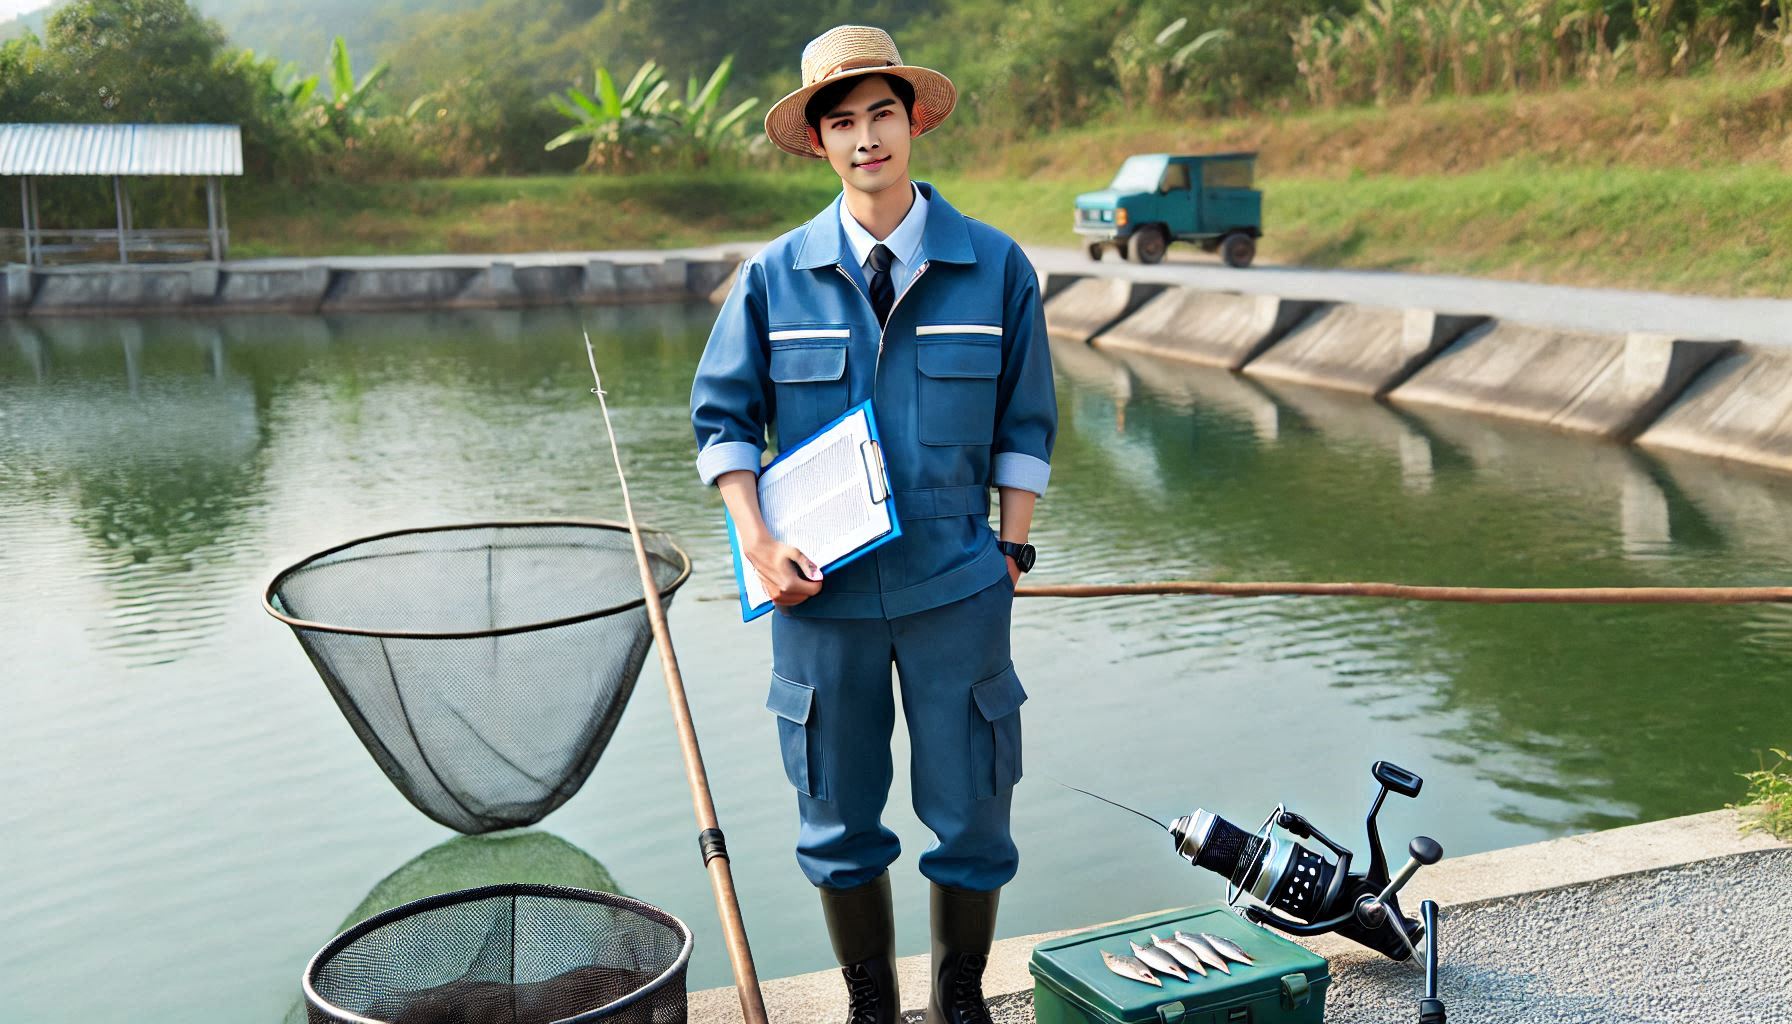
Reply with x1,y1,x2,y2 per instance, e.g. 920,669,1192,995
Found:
1028,903,1330,1024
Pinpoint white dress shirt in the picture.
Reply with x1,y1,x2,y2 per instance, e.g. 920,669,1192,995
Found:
839,180,928,301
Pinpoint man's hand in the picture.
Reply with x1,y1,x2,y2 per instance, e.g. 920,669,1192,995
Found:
1005,554,1021,587
746,535,823,608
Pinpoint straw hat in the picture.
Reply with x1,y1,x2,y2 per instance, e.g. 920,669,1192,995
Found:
763,25,956,159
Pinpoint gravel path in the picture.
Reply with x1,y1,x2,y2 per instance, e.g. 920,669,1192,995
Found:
909,849,1792,1024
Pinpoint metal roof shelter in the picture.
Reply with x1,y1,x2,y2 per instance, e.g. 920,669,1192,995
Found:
2,123,244,265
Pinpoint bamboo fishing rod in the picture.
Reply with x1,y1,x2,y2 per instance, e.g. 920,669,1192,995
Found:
1013,579,1792,604
584,332,769,1024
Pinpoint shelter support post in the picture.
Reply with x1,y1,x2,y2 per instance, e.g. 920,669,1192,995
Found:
206,175,220,262
218,177,229,260
113,174,127,263
19,177,31,266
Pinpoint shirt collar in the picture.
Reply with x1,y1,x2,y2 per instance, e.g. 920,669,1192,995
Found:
838,180,927,269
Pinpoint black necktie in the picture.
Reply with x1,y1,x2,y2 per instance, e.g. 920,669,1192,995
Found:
867,243,894,328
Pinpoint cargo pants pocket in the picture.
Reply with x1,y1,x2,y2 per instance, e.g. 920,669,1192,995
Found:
767,671,826,800
969,662,1028,800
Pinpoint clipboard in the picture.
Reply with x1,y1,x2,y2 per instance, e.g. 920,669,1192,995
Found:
723,400,902,621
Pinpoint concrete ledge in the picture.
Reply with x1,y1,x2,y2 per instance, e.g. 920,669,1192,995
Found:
1389,323,1735,440
26,262,220,314
217,265,332,311
1041,277,1167,346
1244,306,1488,397
1092,288,1325,371
1635,347,1792,473
320,267,482,311
690,808,1784,1022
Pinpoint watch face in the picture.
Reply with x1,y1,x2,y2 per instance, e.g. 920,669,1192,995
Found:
1016,544,1036,573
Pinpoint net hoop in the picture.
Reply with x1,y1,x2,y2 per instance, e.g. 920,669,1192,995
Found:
302,882,693,1024
262,519,691,640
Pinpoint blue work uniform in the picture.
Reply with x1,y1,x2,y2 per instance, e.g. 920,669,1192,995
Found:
689,179,1057,892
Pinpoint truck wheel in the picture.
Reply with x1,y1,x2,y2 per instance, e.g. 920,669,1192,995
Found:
1221,232,1256,268
1087,242,1105,262
1128,227,1167,264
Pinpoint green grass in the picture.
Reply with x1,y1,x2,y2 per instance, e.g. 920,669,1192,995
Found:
1731,748,1792,841
230,161,1792,298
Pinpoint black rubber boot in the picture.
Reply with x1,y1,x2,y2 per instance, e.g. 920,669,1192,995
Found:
818,872,900,1024
923,881,1001,1024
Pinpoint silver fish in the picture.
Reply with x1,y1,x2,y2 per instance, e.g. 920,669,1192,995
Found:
1199,932,1256,967
1150,933,1208,977
1129,940,1190,982
1173,931,1232,975
1103,949,1162,987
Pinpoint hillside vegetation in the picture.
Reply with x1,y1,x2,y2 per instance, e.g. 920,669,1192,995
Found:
3,0,1790,296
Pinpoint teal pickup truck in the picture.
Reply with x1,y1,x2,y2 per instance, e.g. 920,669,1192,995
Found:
1073,151,1262,267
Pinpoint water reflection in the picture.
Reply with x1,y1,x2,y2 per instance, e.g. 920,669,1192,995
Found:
282,830,623,1024
1040,340,1792,832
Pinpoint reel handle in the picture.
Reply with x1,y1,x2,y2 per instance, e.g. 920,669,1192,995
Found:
1373,836,1442,907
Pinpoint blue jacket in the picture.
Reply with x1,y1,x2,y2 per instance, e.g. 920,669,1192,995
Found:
690,179,1057,619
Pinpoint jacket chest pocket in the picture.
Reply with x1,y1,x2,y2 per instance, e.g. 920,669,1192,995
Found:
768,326,850,448
915,324,1003,446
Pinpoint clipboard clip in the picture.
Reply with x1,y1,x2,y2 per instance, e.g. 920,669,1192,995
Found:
860,439,889,503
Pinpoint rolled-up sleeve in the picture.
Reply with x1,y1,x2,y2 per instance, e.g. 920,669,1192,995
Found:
690,259,773,486
990,253,1057,495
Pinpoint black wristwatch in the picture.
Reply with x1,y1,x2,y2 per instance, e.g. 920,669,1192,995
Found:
997,541,1036,573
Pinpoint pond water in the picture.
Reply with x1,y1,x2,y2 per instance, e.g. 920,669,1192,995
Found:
3,302,1790,1021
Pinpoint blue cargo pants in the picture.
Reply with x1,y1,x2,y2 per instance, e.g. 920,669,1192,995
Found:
765,575,1028,892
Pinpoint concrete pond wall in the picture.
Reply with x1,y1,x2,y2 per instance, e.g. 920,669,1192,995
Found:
7,255,1790,480
2,255,740,317
1042,275,1792,478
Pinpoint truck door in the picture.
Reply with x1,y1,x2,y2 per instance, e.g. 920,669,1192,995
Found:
1158,161,1195,236
1200,159,1261,234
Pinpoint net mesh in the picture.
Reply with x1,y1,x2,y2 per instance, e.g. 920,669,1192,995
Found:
267,522,688,834
304,884,690,1024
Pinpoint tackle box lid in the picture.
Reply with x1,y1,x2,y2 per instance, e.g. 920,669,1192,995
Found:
1028,903,1330,1024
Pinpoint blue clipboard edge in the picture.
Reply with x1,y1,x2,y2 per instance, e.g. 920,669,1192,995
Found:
724,400,903,622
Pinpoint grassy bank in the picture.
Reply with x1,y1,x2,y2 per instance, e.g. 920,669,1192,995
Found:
227,68,1792,298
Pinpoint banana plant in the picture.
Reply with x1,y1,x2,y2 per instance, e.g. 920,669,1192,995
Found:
660,54,760,163
546,59,679,170
322,35,390,132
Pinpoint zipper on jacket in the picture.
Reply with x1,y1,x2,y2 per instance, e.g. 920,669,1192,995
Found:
835,258,932,387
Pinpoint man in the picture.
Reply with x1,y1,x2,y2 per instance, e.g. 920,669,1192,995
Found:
689,23,1056,1024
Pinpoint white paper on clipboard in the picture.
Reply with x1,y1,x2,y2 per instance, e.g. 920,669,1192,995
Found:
740,406,890,611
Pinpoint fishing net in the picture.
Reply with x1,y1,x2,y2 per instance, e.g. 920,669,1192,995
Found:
303,883,691,1024
265,521,689,834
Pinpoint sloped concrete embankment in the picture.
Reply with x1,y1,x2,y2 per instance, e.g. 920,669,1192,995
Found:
1244,305,1488,397
1635,347,1792,473
2,256,740,316
1385,323,1734,440
1090,287,1324,370
1046,284,1792,470
1038,276,1167,346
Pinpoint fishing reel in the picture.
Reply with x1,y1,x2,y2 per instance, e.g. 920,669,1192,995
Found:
1168,760,1441,962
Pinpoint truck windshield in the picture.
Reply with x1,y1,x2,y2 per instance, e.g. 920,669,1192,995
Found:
1108,155,1168,193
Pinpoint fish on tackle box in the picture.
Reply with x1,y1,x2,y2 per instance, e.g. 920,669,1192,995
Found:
1029,903,1330,1024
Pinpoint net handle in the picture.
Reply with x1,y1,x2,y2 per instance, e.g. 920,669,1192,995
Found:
585,333,770,1024
260,518,691,639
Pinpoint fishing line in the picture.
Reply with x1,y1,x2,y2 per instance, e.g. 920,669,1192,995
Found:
1049,774,1169,831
